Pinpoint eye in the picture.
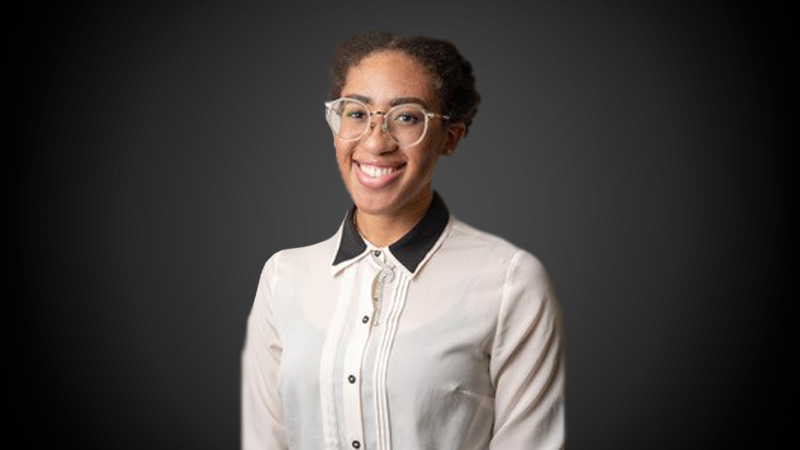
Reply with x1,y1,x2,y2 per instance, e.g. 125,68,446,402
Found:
390,106,424,126
394,113,420,124
346,110,367,120
340,101,369,121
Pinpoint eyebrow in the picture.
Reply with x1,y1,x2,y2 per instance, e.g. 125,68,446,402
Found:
343,94,431,110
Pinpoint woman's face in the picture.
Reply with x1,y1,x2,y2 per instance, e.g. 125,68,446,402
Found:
335,51,463,219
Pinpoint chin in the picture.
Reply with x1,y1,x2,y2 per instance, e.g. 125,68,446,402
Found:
352,191,401,215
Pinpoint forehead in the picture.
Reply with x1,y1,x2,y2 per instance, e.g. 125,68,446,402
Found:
342,51,439,108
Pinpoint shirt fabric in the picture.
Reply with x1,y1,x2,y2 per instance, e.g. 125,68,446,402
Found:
242,191,565,449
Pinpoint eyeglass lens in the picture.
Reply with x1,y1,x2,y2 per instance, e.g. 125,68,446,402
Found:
328,99,427,145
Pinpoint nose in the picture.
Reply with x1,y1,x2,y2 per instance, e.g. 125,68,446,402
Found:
360,113,397,154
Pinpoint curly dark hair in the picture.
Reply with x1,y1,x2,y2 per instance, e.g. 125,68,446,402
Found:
330,31,481,136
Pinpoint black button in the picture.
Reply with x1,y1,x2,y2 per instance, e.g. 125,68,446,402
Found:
348,375,356,384
352,440,361,448
373,250,381,257
362,315,370,324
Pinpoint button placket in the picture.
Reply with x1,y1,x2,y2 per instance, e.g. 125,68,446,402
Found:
340,260,381,450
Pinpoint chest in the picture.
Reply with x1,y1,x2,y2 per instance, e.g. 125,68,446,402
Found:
275,263,501,399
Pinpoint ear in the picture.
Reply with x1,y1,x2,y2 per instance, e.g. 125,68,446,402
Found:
440,122,466,156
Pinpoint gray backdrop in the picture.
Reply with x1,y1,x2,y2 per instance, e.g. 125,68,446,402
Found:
19,1,785,448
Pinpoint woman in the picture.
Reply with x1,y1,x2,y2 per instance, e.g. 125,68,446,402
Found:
242,31,564,449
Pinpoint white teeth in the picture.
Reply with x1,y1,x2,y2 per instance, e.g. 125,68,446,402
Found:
360,163,399,178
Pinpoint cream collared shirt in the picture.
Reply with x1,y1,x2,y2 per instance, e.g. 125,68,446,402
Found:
242,192,564,449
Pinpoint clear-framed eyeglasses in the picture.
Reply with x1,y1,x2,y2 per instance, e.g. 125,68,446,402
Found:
324,97,450,147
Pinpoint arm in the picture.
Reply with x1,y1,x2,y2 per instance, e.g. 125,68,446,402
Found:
242,252,289,449
489,250,565,449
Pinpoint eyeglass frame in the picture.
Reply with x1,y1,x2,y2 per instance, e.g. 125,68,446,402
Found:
324,97,451,147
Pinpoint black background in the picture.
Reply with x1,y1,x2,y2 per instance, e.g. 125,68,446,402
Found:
19,1,786,448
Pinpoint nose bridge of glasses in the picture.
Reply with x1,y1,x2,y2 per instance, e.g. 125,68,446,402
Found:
367,110,390,135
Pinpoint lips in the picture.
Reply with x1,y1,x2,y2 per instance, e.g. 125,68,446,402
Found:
353,161,406,188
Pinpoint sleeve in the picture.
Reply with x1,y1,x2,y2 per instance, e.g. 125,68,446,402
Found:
489,250,565,449
242,252,289,449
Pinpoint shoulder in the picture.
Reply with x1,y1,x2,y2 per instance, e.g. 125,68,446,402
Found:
259,230,341,281
446,215,554,296
447,216,547,271
448,216,517,255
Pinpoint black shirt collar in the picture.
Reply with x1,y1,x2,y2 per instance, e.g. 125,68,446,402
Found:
332,191,450,274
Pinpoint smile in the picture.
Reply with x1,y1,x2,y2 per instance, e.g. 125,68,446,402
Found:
360,163,403,177
354,161,406,188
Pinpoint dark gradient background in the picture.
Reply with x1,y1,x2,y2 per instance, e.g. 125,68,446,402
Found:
19,1,786,448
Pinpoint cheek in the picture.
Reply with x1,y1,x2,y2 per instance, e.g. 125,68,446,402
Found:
409,149,440,180
335,141,353,164
414,136,444,174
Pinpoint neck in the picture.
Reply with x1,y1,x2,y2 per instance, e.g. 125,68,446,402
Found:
355,190,433,248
